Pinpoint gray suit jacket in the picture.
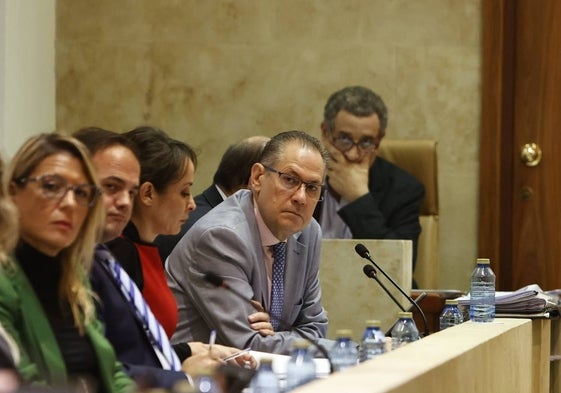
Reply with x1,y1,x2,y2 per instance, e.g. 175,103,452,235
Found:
166,190,329,355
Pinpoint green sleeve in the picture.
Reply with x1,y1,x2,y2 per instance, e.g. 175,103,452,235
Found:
86,317,136,393
0,263,65,387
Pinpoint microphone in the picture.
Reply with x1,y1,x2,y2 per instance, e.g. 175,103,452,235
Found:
203,271,334,373
204,271,262,311
362,265,405,312
355,243,429,337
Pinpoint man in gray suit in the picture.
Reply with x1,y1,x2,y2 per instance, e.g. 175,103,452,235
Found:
166,130,331,355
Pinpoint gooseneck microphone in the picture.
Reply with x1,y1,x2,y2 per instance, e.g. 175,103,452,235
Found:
355,243,429,337
203,271,334,374
362,265,406,312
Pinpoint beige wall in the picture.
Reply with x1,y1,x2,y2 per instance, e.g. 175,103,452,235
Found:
56,0,482,291
0,0,56,158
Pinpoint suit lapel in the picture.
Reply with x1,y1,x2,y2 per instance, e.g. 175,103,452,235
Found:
86,320,114,391
237,192,271,311
13,266,67,385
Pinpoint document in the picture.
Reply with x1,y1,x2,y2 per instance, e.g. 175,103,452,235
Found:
457,284,560,315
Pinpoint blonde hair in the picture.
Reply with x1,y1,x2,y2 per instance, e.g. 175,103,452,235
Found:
3,133,105,332
0,157,18,264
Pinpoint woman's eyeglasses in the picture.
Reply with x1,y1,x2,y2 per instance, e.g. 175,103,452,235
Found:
15,174,99,207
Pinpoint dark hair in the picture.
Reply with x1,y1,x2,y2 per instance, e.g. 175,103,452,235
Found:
213,136,269,194
73,126,140,161
323,86,388,135
260,130,329,169
124,126,197,192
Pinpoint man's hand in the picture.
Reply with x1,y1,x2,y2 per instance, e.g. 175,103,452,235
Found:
181,351,222,377
248,300,274,336
324,141,372,202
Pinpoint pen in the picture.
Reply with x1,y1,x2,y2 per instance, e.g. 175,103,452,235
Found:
208,329,216,354
223,347,252,362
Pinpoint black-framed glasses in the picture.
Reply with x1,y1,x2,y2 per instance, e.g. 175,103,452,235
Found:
15,174,99,207
332,134,379,153
262,164,324,201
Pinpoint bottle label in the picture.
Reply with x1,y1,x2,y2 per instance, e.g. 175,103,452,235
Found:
470,281,495,322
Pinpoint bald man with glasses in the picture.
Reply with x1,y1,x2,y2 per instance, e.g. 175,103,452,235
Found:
318,86,424,287
166,130,334,355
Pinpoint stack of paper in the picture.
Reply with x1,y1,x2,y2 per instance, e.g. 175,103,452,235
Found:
457,284,560,316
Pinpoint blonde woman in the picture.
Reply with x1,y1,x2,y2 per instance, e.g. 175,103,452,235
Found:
0,133,133,392
0,156,21,393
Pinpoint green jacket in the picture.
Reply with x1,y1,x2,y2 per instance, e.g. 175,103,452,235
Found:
0,257,134,392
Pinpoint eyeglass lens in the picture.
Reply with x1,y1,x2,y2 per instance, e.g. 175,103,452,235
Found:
24,174,98,206
332,135,377,152
263,165,323,201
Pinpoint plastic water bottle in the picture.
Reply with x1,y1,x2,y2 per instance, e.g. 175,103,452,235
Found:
469,258,496,322
359,320,386,362
439,299,464,330
250,358,279,393
285,339,316,391
391,312,420,350
329,329,358,371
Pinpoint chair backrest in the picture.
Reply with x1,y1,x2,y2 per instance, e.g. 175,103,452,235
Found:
377,140,439,288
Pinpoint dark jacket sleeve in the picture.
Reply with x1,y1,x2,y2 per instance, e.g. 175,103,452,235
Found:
121,364,187,390
90,256,188,390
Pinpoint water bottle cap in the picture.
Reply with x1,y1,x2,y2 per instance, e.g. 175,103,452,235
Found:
476,258,490,265
335,329,353,337
365,319,381,327
397,311,413,318
445,299,459,305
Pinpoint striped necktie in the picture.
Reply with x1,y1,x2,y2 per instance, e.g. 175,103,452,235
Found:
95,245,181,371
270,242,287,330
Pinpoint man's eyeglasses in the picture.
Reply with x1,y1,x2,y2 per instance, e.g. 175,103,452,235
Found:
332,134,379,153
15,174,99,207
262,165,324,201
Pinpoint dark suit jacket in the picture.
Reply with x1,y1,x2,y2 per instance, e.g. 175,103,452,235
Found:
155,184,224,261
314,156,424,267
90,255,187,390
0,257,133,392
167,189,330,355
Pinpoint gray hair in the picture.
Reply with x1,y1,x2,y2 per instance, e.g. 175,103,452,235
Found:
323,86,388,135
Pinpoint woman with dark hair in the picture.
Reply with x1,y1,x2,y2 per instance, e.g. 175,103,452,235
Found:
107,126,197,339
0,133,133,392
